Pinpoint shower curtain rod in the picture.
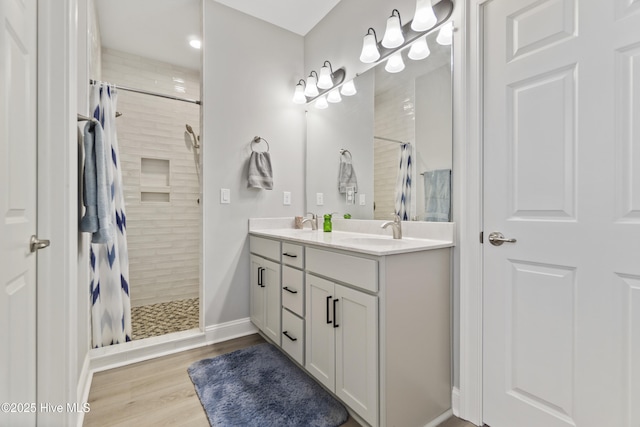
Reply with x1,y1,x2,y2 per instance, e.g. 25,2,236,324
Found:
374,136,409,144
89,79,201,105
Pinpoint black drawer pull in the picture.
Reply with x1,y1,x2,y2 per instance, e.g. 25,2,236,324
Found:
283,252,298,258
283,331,298,342
333,298,339,328
283,286,298,294
326,295,333,324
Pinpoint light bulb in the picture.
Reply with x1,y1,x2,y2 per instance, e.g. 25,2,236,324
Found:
359,30,380,63
436,22,453,46
327,89,342,103
340,80,357,96
385,51,405,73
304,73,319,97
189,39,202,49
292,82,306,104
317,64,333,89
408,36,431,60
315,95,328,109
381,10,404,49
411,0,437,32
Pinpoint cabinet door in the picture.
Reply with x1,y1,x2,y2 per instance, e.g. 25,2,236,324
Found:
249,255,265,331
335,284,378,427
305,274,335,392
262,258,281,345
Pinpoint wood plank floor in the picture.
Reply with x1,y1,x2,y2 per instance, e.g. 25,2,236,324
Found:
84,334,476,427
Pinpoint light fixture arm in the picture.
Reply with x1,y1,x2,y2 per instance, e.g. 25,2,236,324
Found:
390,9,402,27
368,0,454,65
323,61,334,75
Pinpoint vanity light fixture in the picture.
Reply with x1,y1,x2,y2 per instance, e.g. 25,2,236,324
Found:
358,0,453,71
408,35,431,60
317,61,336,90
340,79,357,96
385,51,405,73
327,88,342,103
304,71,320,97
436,21,453,45
411,0,437,32
359,28,381,63
315,94,329,109
381,9,404,48
292,79,307,104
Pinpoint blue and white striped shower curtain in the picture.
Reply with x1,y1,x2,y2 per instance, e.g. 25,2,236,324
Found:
89,83,132,347
394,143,412,221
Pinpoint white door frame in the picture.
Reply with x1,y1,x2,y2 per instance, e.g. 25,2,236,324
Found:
456,0,487,425
36,0,82,426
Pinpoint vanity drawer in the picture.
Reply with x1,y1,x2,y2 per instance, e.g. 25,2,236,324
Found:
282,242,304,268
282,266,304,317
306,247,378,293
281,309,304,366
249,236,281,262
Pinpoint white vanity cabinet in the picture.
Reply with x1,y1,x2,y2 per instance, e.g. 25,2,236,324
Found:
249,237,281,345
306,273,378,427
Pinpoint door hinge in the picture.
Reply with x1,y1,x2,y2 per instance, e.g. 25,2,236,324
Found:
480,231,484,244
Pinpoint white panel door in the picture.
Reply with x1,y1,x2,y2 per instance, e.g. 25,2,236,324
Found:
250,256,265,331
261,258,281,345
483,0,640,426
335,284,378,427
0,0,37,425
305,273,335,392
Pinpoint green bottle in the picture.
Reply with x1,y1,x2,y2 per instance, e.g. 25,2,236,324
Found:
323,214,332,232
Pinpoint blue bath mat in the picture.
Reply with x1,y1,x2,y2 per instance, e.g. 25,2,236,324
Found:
188,343,349,427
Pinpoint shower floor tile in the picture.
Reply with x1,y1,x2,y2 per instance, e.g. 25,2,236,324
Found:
131,297,199,340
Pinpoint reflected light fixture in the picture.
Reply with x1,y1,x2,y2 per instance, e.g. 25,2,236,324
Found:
327,89,342,103
292,79,307,104
381,9,404,48
436,22,453,45
304,71,319,97
315,95,329,109
359,28,380,63
340,79,357,96
189,39,201,49
385,51,405,73
411,0,437,32
408,35,431,60
317,61,335,89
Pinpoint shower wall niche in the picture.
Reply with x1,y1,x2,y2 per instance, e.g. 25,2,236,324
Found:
102,48,201,308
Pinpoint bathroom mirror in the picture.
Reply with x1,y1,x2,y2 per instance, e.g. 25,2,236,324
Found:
305,30,452,221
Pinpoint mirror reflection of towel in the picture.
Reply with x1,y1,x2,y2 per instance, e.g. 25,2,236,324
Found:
338,158,358,194
248,151,273,190
424,169,451,222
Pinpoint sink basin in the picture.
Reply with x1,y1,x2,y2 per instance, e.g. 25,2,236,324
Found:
338,236,407,246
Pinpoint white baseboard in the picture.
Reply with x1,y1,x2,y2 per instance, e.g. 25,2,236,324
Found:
76,353,92,427
452,386,461,417
425,409,453,427
205,317,258,344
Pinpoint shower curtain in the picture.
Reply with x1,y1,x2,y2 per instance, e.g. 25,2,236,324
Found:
394,143,413,221
88,83,132,347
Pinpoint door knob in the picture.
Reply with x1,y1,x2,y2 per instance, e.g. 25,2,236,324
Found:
488,231,516,246
30,235,50,253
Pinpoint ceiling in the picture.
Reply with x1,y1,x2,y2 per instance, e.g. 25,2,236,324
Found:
95,0,341,71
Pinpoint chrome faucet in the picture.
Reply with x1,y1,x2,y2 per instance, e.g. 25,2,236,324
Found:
381,214,402,239
302,212,318,230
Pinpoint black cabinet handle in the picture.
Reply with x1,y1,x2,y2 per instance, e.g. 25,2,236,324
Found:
333,298,339,328
282,252,298,258
326,295,333,324
283,286,298,294
258,267,264,287
283,331,298,342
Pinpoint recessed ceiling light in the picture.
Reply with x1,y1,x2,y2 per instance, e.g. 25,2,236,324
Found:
189,39,201,49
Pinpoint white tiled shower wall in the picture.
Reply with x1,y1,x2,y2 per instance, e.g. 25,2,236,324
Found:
102,48,201,307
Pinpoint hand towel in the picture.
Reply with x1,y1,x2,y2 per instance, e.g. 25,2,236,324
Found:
338,155,358,194
248,151,273,190
423,169,451,222
79,120,114,243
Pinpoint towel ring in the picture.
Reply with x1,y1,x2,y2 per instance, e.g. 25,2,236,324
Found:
340,149,352,160
252,136,270,153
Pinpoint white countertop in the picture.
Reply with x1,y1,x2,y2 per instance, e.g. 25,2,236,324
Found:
249,228,454,256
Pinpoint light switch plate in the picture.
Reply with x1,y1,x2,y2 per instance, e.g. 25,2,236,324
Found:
283,191,291,205
316,192,324,206
359,194,366,205
220,188,230,204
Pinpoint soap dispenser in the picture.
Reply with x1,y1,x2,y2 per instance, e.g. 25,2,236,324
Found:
323,214,333,232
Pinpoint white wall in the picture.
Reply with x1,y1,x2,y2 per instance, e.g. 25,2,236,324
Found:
101,48,201,307
202,1,305,326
